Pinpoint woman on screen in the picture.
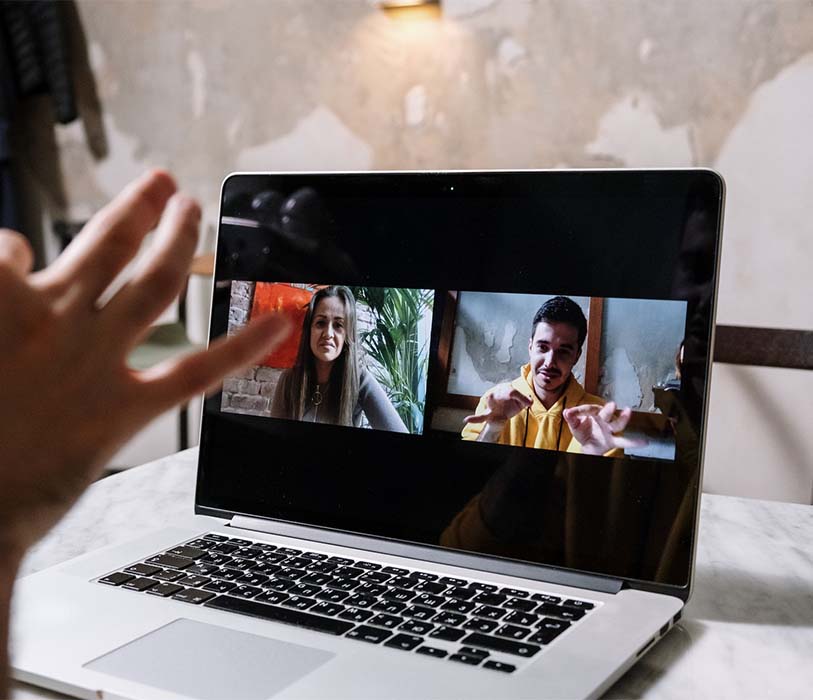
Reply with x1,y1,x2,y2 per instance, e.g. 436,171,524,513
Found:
270,285,408,433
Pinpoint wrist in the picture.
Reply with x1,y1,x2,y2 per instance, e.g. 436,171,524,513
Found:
478,420,507,443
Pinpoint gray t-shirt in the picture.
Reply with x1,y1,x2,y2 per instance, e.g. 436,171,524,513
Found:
271,368,408,433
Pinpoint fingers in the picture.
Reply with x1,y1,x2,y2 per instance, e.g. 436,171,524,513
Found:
607,406,633,433
37,169,177,308
611,435,649,449
463,412,491,425
140,314,291,410
102,194,201,343
0,229,34,276
598,401,616,422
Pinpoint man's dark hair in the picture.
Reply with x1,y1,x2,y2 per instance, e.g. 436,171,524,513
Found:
531,296,588,348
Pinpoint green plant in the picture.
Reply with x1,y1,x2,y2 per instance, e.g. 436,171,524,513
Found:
350,287,433,433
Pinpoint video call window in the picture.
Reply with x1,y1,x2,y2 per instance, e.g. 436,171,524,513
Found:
222,281,434,435
429,291,688,461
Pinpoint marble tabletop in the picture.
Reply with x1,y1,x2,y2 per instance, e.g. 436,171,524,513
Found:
11,449,813,699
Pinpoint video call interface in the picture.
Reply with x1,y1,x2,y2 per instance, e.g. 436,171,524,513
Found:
222,282,687,462
202,171,721,589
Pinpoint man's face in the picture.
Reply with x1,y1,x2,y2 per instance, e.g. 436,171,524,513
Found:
528,321,582,397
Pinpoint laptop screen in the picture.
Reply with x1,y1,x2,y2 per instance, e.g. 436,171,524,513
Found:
197,170,722,592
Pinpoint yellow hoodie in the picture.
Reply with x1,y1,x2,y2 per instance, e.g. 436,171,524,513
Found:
461,364,606,453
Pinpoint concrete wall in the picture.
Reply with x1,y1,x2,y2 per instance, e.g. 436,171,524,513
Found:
15,0,813,502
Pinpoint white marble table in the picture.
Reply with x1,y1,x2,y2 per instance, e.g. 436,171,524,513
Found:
12,449,813,699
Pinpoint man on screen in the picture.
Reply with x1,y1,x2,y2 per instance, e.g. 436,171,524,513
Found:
462,296,642,456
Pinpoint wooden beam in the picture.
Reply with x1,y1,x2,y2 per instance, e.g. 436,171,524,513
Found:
584,297,604,395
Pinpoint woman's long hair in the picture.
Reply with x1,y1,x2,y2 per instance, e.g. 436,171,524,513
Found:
283,285,360,426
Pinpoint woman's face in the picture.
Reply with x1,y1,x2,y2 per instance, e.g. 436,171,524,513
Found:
309,295,347,366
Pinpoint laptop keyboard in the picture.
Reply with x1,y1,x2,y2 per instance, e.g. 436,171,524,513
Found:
97,533,599,674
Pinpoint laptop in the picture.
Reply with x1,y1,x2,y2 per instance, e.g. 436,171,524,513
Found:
11,169,724,699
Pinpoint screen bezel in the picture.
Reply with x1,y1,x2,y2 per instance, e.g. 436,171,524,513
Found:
195,169,725,602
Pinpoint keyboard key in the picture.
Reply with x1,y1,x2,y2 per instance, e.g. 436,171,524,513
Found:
359,571,390,584
209,543,239,555
441,600,475,614
535,604,585,621
504,598,537,612
236,547,265,559
229,558,258,571
306,561,339,574
254,543,278,553
429,626,466,642
122,577,158,592
302,551,329,561
438,577,468,587
463,618,499,634
413,581,446,595
212,568,244,582
399,619,434,635
384,633,423,651
124,563,161,577
206,595,354,635
255,591,289,605
346,594,377,609
266,578,294,592
327,577,360,592
472,605,506,621
186,538,215,549
316,589,349,603
185,563,220,576
495,624,531,641
499,587,529,598
176,574,210,588
416,646,448,658
290,584,321,598
504,611,538,627
402,605,435,621
531,593,562,604
301,572,332,586
281,595,317,611
172,588,215,604
203,533,230,542
251,562,282,576
531,618,571,644
473,592,507,607
203,580,236,594
285,557,313,569
355,582,387,597
339,607,374,623
381,566,408,576
460,646,489,658
408,571,439,582
354,561,382,571
327,556,354,565
390,576,417,589
433,612,466,627
277,567,307,582
383,589,415,603
199,552,233,567
311,602,344,617
99,572,134,586
372,600,407,614
461,632,541,658
232,585,263,599
469,582,498,592
227,538,253,547
145,554,194,570
166,545,206,560
153,569,184,582
146,583,184,598
448,587,477,601
563,599,595,611
345,625,392,645
276,547,303,556
369,613,403,630
334,567,364,579
414,593,444,608
238,573,270,587
449,653,482,666
483,660,516,673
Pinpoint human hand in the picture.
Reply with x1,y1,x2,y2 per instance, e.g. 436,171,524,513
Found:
0,170,289,560
562,401,647,456
464,384,533,428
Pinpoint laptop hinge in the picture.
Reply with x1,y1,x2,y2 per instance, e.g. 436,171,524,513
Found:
228,515,624,595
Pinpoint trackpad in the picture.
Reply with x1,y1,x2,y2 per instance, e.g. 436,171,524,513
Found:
84,618,335,699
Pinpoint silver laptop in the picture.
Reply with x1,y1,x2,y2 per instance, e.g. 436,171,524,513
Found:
11,169,724,699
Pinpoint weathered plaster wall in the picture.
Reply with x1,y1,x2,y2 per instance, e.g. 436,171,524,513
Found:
15,0,813,501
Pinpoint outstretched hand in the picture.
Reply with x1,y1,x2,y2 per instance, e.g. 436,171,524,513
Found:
562,401,647,455
0,170,289,560
464,383,533,426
